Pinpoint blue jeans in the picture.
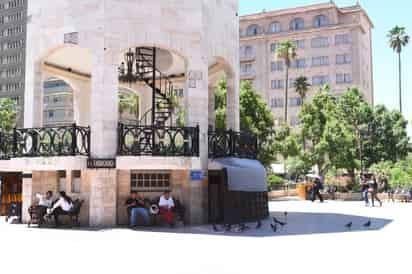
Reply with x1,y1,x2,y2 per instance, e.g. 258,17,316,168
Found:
362,190,369,205
130,208,150,226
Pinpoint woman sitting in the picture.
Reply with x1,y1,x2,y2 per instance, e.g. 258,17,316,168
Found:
158,190,175,227
46,191,74,227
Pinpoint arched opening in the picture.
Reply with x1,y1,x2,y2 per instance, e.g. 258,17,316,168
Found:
246,24,262,37
313,15,329,28
268,21,282,34
290,18,305,31
42,77,74,126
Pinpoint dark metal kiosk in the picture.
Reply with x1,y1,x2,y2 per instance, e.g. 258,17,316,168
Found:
208,158,269,225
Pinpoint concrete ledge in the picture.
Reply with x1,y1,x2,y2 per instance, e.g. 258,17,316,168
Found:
0,156,88,171
116,156,201,170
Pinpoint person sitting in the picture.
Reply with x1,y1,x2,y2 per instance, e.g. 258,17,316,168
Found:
125,191,150,227
45,191,73,227
35,190,53,226
158,190,175,227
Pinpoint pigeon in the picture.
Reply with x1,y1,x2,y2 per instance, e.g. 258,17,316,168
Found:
345,222,352,229
270,223,278,232
213,224,219,232
363,220,371,227
256,220,262,229
284,211,288,221
273,217,287,226
239,223,250,232
224,224,232,232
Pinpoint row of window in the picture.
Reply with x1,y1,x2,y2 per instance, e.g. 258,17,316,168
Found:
271,73,352,89
269,34,351,53
0,39,25,50
242,14,331,37
0,25,24,37
0,53,24,65
270,54,351,72
0,67,22,78
0,0,25,11
0,81,24,92
0,11,24,24
271,97,303,108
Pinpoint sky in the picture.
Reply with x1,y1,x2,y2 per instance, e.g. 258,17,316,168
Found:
239,0,412,135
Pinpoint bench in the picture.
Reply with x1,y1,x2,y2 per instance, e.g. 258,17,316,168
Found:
28,199,84,228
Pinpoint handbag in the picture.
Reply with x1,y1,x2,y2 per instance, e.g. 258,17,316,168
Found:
368,188,375,193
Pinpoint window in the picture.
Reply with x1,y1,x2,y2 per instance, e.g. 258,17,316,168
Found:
291,58,306,69
240,63,255,76
290,18,304,31
336,73,352,84
246,24,261,36
312,75,329,86
58,171,67,192
271,61,283,72
71,171,81,193
270,42,279,53
271,98,284,108
335,34,352,45
173,88,184,97
240,45,255,59
312,56,329,66
271,80,284,89
313,15,329,28
336,54,352,65
268,21,281,33
311,37,329,48
289,98,302,107
294,39,305,49
130,172,171,192
289,78,295,88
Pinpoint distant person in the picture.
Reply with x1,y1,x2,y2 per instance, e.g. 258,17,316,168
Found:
35,190,53,225
311,177,324,203
361,176,370,206
45,191,74,227
125,191,150,227
159,190,175,227
381,176,394,202
369,175,382,207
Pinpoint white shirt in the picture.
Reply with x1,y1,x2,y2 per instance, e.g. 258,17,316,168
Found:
52,197,73,212
159,195,175,209
36,193,53,208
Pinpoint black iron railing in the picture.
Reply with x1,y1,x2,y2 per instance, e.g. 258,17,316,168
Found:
0,124,90,158
118,123,199,157
208,130,258,159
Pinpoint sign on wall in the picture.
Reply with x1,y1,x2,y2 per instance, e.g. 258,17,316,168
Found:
190,170,205,181
87,158,116,169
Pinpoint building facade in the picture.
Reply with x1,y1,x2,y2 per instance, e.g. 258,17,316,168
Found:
0,0,268,227
240,2,374,126
0,0,26,125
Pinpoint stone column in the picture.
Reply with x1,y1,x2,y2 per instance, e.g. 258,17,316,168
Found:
208,85,215,129
226,76,240,131
88,169,118,227
184,55,209,225
24,61,43,128
87,47,119,227
21,173,33,223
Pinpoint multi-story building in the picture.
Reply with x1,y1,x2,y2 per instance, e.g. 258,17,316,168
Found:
43,78,74,126
240,2,374,126
0,0,26,124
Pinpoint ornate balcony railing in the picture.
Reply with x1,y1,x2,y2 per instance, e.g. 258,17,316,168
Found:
208,130,258,159
0,124,90,158
118,123,199,157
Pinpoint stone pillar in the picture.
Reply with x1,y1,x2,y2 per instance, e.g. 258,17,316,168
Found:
24,61,43,128
21,173,33,224
88,169,117,227
226,75,240,131
208,85,215,129
184,55,209,225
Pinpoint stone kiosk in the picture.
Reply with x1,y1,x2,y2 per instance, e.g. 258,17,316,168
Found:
0,0,262,227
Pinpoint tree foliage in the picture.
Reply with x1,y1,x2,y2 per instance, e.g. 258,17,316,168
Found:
0,98,17,133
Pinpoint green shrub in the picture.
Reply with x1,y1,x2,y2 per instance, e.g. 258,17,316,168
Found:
267,175,284,189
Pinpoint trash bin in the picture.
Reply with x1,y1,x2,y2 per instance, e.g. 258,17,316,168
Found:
297,183,306,200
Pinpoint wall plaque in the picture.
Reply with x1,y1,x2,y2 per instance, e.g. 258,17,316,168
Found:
87,158,116,169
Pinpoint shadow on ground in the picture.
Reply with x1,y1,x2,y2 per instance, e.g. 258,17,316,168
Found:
7,211,392,238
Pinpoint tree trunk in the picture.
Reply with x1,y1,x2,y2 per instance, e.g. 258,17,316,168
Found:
398,51,402,113
284,66,289,124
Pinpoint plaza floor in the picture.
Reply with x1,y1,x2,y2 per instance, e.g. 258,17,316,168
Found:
0,199,410,274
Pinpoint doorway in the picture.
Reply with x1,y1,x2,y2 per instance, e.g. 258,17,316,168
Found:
0,172,23,217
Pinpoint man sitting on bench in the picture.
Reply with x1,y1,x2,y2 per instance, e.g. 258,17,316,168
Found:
159,190,175,227
126,191,150,227
35,190,53,226
45,191,73,227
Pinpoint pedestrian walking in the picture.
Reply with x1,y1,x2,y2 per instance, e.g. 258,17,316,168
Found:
311,177,324,203
360,175,370,206
381,175,394,202
369,175,382,207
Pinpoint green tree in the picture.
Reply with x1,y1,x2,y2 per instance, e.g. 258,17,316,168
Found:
294,76,311,103
285,156,311,182
388,25,410,113
214,77,227,130
0,98,17,133
119,92,139,121
276,40,297,124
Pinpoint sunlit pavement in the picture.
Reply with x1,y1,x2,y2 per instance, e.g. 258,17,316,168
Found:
1,199,410,274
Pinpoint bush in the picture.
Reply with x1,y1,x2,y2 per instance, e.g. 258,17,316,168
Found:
267,175,284,190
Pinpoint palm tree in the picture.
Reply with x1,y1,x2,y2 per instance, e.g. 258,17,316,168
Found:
276,40,297,124
294,76,311,103
388,26,410,113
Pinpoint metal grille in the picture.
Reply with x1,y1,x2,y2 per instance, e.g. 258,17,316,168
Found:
130,171,171,193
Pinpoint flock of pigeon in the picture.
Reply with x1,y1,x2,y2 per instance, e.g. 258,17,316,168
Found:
212,212,373,233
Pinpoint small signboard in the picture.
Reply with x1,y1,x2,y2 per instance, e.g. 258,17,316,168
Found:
190,170,205,181
87,158,116,169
